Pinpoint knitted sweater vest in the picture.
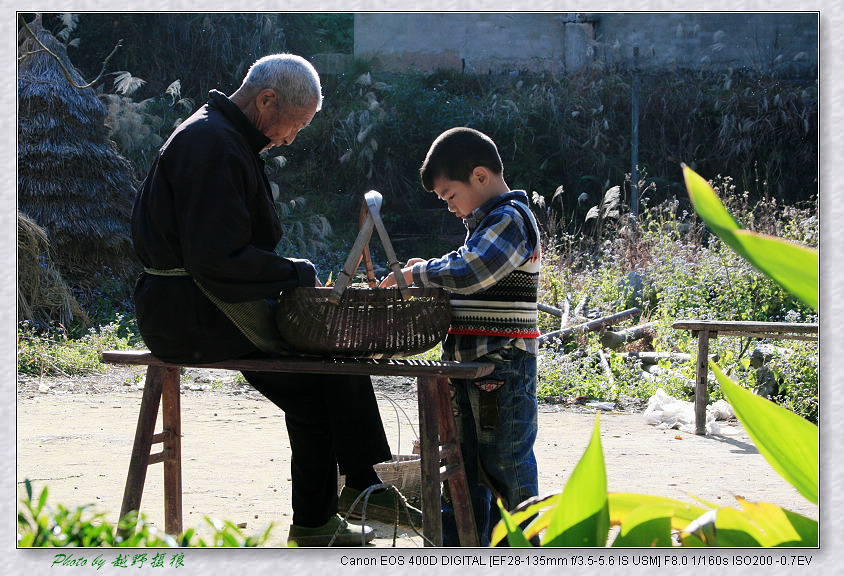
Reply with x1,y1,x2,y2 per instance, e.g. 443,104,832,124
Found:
448,199,541,338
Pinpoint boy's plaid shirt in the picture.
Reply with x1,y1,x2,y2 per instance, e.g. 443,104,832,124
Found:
411,190,540,362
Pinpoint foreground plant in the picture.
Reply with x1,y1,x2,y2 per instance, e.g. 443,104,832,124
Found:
491,167,818,547
17,480,273,547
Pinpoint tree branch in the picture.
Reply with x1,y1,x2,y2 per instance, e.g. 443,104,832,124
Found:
18,14,122,91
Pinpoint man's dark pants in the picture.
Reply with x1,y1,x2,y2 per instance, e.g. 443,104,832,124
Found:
241,369,391,527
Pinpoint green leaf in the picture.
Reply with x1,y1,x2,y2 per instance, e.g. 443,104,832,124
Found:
37,486,48,514
489,492,560,546
608,492,707,531
779,509,819,547
681,507,766,547
611,504,674,547
712,362,818,504
682,166,742,232
543,416,610,546
734,498,817,546
730,229,818,310
495,498,533,547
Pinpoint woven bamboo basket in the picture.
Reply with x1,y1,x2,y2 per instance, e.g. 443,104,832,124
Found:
338,454,422,508
276,191,450,358
277,286,450,357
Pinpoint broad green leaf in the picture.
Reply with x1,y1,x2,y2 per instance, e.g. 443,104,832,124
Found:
731,229,818,310
495,498,533,547
681,507,767,547
682,165,753,263
779,508,819,547
683,165,818,310
608,492,707,531
611,504,673,547
682,165,742,232
712,362,818,504
543,416,610,546
735,498,817,546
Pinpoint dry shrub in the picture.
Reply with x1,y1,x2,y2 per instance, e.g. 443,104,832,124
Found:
17,211,88,327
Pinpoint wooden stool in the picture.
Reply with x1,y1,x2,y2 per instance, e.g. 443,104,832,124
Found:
103,350,494,547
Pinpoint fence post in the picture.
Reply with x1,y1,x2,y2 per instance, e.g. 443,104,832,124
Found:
631,44,640,220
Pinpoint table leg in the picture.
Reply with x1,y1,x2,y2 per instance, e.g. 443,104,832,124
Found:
417,375,442,546
694,330,711,435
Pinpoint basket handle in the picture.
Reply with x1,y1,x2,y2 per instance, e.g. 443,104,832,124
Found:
357,199,378,288
329,191,412,304
365,192,412,300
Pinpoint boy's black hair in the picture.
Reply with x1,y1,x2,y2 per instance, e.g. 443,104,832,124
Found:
420,127,503,192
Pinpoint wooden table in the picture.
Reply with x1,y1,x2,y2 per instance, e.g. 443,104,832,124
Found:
671,320,818,435
102,350,494,547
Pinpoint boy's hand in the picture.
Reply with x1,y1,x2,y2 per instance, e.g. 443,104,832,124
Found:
379,258,425,288
379,272,399,288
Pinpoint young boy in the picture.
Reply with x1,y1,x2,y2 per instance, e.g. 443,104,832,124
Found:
380,127,541,546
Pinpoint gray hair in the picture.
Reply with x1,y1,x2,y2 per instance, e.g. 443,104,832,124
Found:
241,54,323,112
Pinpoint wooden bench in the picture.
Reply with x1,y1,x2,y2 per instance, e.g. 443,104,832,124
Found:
671,320,818,435
102,350,495,547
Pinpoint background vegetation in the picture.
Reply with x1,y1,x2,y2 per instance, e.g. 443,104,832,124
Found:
17,13,818,424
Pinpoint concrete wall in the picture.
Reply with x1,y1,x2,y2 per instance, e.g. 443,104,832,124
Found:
353,12,818,75
354,13,570,75
592,12,818,72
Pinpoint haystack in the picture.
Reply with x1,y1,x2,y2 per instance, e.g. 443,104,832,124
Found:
17,19,139,297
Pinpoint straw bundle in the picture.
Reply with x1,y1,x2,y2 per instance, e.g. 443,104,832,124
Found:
17,211,88,326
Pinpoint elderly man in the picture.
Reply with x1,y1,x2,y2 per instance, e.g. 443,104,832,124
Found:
131,54,415,546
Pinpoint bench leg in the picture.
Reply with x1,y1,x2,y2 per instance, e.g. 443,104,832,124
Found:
119,366,182,535
161,367,182,534
417,375,479,547
417,375,442,546
694,330,711,435
435,376,479,547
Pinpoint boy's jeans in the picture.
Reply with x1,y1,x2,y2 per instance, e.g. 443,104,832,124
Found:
441,345,538,546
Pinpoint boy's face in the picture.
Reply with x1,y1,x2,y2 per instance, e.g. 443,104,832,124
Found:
431,174,486,219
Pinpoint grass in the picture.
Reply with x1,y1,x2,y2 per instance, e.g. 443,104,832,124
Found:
17,314,139,378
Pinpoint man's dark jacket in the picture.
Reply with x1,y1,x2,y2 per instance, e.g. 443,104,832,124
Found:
131,90,315,363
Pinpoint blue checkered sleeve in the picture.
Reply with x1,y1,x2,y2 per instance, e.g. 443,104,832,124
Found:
412,209,531,293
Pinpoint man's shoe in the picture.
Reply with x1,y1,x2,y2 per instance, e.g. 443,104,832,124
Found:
338,486,423,527
287,515,375,547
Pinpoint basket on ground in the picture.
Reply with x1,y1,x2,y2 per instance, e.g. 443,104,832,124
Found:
338,454,422,508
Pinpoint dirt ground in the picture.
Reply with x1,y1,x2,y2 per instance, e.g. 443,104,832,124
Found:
15,365,817,548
